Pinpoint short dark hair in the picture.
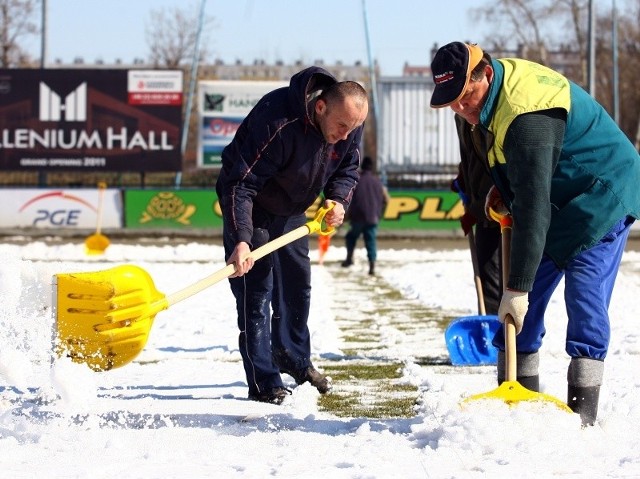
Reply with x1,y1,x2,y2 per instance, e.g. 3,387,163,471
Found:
362,156,374,171
320,81,368,109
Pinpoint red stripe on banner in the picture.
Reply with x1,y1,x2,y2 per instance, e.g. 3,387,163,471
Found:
128,92,182,105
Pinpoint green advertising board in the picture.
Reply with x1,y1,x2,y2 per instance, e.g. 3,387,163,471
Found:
125,190,222,229
380,190,463,230
124,189,464,230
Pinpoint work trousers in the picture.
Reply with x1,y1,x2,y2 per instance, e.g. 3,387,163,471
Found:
345,222,378,262
473,222,502,315
223,211,312,396
493,216,633,359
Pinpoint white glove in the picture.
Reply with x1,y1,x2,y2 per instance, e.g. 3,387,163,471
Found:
498,289,528,335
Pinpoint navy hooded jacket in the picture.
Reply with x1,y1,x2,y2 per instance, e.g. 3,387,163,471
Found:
216,66,364,245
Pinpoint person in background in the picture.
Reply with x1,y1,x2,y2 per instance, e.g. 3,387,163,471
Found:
341,156,389,275
216,66,369,405
451,114,502,315
430,41,640,426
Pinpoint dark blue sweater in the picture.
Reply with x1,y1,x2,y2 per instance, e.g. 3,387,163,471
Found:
216,66,363,245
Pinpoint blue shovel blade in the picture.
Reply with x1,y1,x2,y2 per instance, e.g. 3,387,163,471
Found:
444,315,501,366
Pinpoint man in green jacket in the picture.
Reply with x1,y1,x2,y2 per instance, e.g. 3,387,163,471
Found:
430,41,640,426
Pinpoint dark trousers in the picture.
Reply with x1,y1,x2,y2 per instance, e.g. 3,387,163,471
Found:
223,211,312,396
345,222,378,261
474,222,502,315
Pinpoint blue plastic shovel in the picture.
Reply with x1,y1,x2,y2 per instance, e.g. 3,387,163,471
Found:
445,314,500,366
444,227,500,366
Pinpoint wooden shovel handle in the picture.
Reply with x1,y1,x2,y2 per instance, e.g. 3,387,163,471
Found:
163,203,335,308
490,208,517,382
504,314,517,381
467,228,487,316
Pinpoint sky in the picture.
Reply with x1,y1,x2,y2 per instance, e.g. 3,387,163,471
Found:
1,235,640,477
33,0,488,76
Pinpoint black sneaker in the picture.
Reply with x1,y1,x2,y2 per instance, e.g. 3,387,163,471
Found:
248,387,291,405
295,367,332,394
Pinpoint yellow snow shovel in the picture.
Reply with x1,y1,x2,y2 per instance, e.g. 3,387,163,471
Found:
462,208,571,412
84,181,110,255
54,203,336,372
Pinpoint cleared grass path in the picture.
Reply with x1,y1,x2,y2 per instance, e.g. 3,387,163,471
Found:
317,260,458,418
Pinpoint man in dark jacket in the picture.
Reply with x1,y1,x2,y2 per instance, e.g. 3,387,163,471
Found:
430,41,640,425
452,114,502,315
216,66,369,405
341,156,388,275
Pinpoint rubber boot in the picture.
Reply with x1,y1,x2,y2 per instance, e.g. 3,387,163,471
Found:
497,351,539,392
567,357,604,427
341,250,353,267
567,385,600,427
517,375,539,392
368,261,375,275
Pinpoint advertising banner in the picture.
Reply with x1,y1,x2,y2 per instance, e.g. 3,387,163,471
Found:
123,189,463,231
0,69,183,171
381,191,463,229
124,189,220,229
197,80,287,168
0,188,122,229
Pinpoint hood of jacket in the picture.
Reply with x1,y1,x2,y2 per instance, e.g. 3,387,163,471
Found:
288,66,339,127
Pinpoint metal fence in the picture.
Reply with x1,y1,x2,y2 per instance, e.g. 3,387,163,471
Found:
376,76,460,185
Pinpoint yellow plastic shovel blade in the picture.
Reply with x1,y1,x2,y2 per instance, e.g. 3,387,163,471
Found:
461,381,573,412
54,265,167,371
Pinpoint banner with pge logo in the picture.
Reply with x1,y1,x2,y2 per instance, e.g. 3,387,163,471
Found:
0,189,122,229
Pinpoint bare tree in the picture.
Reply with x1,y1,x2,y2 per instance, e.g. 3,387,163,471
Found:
0,0,39,67
470,0,640,144
145,3,214,68
610,0,640,146
471,0,564,63
558,0,639,143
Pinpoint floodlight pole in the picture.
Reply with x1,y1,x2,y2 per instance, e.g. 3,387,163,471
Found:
41,0,47,68
175,0,207,189
39,0,48,187
361,0,383,183
361,0,379,128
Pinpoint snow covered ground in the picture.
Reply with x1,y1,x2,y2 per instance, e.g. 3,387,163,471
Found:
1,236,640,478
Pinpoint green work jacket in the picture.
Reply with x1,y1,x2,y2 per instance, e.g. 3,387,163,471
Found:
480,58,640,290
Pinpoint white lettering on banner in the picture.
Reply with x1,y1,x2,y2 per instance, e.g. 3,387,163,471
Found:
15,129,28,146
20,158,47,166
19,157,106,167
228,98,261,109
77,130,102,148
0,128,174,151
107,127,127,148
48,158,83,166
83,157,106,167
106,128,172,150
